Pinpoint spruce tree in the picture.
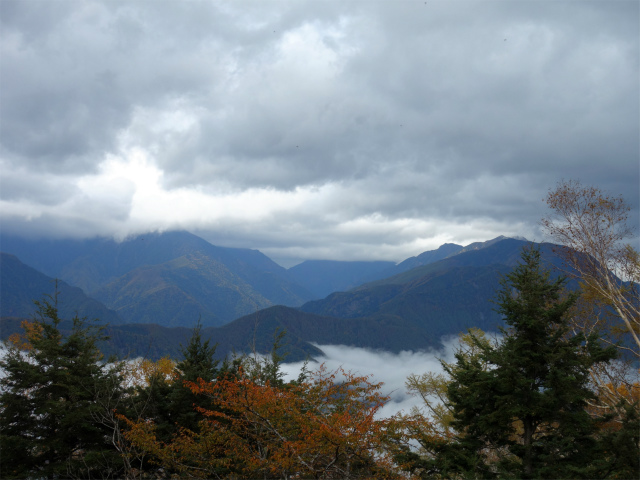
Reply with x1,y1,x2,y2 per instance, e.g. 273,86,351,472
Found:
129,321,222,444
0,296,125,479
166,320,220,433
433,247,617,479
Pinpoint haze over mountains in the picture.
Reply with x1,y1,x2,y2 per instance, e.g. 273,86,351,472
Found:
1,230,551,360
1,231,311,326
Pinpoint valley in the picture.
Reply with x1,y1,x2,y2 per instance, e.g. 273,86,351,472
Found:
0,231,561,361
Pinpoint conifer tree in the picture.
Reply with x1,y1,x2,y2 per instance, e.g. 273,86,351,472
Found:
127,321,224,443
424,247,618,479
166,319,220,433
0,296,125,479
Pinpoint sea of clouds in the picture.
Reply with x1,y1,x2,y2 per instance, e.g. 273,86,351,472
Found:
0,336,468,418
280,337,464,418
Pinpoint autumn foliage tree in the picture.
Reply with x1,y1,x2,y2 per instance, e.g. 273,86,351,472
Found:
397,329,496,476
123,362,414,479
405,328,492,440
542,180,640,419
542,179,639,355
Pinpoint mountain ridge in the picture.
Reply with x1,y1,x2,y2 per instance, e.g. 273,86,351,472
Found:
2,233,551,361
0,253,123,326
1,231,314,327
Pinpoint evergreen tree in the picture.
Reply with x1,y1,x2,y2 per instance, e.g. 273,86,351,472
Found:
427,247,618,479
124,321,241,477
0,296,125,479
243,327,290,388
166,319,220,433
129,321,223,442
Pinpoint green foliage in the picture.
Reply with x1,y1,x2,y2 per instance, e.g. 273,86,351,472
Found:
406,328,493,437
411,247,619,479
243,328,291,388
5,245,634,479
166,319,222,433
593,401,640,478
0,295,126,479
128,320,223,444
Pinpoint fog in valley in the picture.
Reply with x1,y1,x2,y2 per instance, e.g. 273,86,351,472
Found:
281,336,472,418
1,334,481,419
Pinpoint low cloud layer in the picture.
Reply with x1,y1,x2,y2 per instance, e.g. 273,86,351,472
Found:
1,1,638,265
0,336,479,419
281,339,465,419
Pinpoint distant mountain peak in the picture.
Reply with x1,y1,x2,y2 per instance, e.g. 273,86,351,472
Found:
452,235,528,257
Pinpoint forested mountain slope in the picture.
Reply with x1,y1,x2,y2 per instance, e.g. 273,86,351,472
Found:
287,260,395,298
1,237,570,360
299,239,563,340
0,253,123,325
91,252,274,327
1,231,313,327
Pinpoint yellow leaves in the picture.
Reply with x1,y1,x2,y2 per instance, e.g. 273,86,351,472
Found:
123,414,235,475
7,320,44,351
586,379,640,432
406,371,452,431
7,333,29,351
543,181,639,349
456,327,492,360
118,415,158,456
121,356,177,388
405,329,494,443
610,381,640,403
596,380,640,410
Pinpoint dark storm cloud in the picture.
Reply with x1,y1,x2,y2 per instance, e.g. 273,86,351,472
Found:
154,1,638,197
1,0,236,172
1,0,637,260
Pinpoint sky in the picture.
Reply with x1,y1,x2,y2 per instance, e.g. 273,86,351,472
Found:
1,0,638,267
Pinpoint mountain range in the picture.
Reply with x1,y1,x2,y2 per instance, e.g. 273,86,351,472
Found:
1,231,312,326
2,231,557,361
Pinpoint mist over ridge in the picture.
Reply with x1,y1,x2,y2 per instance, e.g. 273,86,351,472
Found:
2,233,562,364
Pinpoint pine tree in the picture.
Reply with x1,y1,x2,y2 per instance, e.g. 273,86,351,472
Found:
0,296,125,479
430,247,618,479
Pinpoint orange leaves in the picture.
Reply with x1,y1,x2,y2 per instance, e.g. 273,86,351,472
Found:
193,366,391,476
7,320,44,351
124,364,412,478
120,413,235,475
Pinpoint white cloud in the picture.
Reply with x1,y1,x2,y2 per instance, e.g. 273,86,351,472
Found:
0,0,637,261
281,339,463,419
